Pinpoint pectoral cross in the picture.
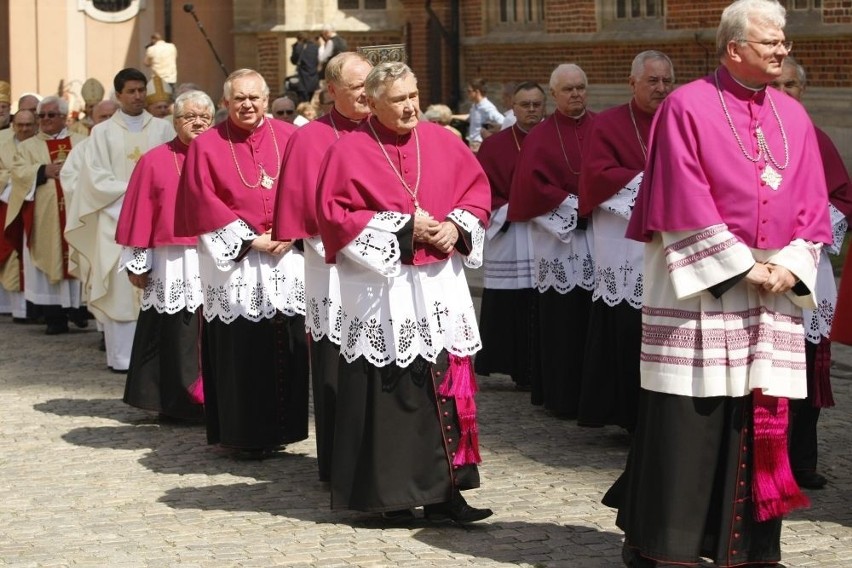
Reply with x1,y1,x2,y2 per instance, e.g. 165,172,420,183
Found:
127,146,143,163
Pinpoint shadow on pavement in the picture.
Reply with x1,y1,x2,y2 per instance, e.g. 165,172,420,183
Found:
34,397,150,425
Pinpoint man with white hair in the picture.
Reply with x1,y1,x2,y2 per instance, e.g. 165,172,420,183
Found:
577,51,674,432
507,63,596,418
604,1,831,565
175,69,308,459
115,90,217,422
316,62,492,522
6,96,87,334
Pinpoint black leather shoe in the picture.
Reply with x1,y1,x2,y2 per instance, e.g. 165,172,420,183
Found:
381,509,417,522
794,470,827,489
45,322,69,335
424,492,493,524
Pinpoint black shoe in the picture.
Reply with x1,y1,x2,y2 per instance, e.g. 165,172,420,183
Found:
45,322,69,335
794,470,827,489
381,509,417,522
229,448,277,461
98,333,106,351
424,492,492,524
69,311,89,329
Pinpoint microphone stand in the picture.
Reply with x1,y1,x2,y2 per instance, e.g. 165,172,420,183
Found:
184,5,229,78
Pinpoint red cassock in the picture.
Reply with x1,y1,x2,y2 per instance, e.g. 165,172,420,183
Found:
272,108,361,241
316,118,490,264
175,118,297,237
115,138,196,247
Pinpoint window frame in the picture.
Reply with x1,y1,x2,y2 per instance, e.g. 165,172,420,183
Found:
78,0,145,23
599,0,665,32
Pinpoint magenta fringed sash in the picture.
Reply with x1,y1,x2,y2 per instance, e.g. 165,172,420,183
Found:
751,390,809,521
811,336,835,408
188,374,205,404
437,354,482,466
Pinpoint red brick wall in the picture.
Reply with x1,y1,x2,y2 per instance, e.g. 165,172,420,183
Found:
543,0,597,34
256,34,280,96
823,0,852,23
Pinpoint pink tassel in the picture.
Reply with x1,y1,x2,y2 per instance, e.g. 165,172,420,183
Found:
752,390,809,521
812,337,835,408
440,355,482,466
438,354,479,399
187,374,205,404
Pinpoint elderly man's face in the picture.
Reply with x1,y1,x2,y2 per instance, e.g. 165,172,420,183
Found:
368,74,419,135
38,102,66,136
730,18,789,85
271,98,296,123
174,101,213,145
12,111,36,141
769,64,804,102
227,74,268,130
630,58,674,115
92,102,118,125
329,59,373,120
512,88,545,131
147,100,171,118
18,96,39,113
550,69,587,117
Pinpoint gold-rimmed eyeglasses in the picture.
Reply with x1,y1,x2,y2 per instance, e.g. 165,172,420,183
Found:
176,113,212,124
742,39,792,53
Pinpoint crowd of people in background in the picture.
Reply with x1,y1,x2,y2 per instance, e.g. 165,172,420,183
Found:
1,1,851,566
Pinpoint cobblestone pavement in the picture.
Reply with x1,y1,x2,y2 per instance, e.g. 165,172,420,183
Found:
1,314,851,568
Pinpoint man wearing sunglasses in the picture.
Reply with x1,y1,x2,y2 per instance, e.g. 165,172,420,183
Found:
6,96,86,335
270,96,297,125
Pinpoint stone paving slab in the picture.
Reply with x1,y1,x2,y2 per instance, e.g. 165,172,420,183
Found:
0,318,851,567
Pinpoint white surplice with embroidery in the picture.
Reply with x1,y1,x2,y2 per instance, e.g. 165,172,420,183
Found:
591,173,644,308
336,209,485,368
529,194,595,294
802,203,847,344
303,236,343,344
195,219,305,323
118,245,203,314
482,204,535,290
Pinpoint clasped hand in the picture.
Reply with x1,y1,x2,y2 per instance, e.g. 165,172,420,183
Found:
745,262,797,294
251,230,293,256
413,215,459,254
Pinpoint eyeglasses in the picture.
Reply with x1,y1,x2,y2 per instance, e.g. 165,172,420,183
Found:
275,110,295,116
742,39,793,52
176,113,212,124
36,112,64,119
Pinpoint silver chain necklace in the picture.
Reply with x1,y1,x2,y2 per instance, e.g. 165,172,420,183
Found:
554,113,581,176
367,118,429,217
714,69,789,190
628,102,647,161
225,119,281,189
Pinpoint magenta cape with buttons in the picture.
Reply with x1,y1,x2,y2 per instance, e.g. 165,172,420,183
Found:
272,108,361,241
627,66,831,248
174,118,297,237
316,118,490,264
115,138,196,247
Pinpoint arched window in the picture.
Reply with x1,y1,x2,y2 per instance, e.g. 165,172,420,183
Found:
92,0,132,10
78,0,145,23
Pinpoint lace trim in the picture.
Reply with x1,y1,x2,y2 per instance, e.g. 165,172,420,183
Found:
368,211,410,232
447,208,485,268
120,246,151,274
804,297,834,344
536,252,596,294
829,203,848,255
535,194,579,243
200,219,258,268
601,173,642,220
143,276,204,314
592,267,644,309
336,255,481,367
